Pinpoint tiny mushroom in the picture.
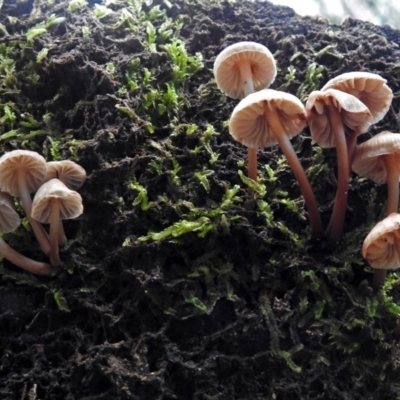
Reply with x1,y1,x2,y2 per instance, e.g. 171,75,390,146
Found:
321,71,393,161
306,88,373,245
352,131,400,216
32,178,83,267
0,150,50,255
229,89,322,236
45,160,86,191
0,191,51,275
362,212,400,290
214,41,277,181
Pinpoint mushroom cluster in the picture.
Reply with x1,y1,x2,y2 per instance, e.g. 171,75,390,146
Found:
213,41,322,237
0,150,85,275
213,41,397,291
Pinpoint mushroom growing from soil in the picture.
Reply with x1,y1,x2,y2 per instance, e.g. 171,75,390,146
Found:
229,89,322,236
362,212,400,290
32,179,83,267
352,131,400,216
214,41,277,181
306,89,373,245
0,150,50,255
321,71,393,163
0,191,51,275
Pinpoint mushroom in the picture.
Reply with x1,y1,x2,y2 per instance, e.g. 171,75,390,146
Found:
321,71,393,162
32,179,83,267
362,212,400,289
0,150,50,255
352,131,400,216
229,89,322,236
306,89,373,245
0,191,51,275
213,41,277,181
45,160,86,191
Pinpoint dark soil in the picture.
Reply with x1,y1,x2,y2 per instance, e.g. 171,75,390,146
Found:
1,0,400,399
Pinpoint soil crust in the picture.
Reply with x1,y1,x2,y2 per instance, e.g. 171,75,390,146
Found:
1,0,400,399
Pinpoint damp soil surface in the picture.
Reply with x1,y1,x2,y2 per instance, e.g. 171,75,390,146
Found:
1,0,400,399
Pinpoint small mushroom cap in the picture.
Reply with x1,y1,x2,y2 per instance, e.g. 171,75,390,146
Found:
229,89,307,148
362,213,400,270
31,178,83,224
0,150,46,196
213,41,277,99
0,191,20,233
352,131,400,184
321,72,393,124
306,89,373,148
45,160,86,190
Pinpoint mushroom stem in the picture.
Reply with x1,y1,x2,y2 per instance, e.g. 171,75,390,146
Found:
18,172,50,256
248,147,258,182
373,269,387,291
347,134,357,172
238,60,255,97
325,105,349,246
0,236,52,275
238,60,258,182
49,199,61,267
383,153,399,215
267,109,322,237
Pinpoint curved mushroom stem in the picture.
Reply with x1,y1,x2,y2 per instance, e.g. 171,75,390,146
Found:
49,199,61,267
267,109,322,237
18,172,50,256
383,154,399,215
58,221,67,247
0,236,52,275
325,105,349,246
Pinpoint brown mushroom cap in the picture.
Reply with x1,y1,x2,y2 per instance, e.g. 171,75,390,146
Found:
0,150,46,196
352,131,400,184
213,41,277,99
321,72,393,124
45,160,86,190
362,213,400,270
306,89,373,148
229,89,307,148
0,191,20,233
31,179,83,223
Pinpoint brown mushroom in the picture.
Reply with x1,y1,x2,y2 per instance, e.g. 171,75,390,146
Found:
0,191,51,275
362,212,400,289
352,131,400,216
213,41,277,99
32,179,83,267
45,160,86,190
0,150,50,255
321,71,393,161
306,89,373,245
214,41,277,181
229,89,322,236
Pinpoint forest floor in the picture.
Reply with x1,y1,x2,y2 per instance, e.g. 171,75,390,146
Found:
1,0,400,399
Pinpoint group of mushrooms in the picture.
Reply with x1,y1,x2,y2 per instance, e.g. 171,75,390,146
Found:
0,149,85,275
213,41,400,290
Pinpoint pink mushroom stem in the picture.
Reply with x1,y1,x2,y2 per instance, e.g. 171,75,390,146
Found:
18,172,50,256
238,61,258,182
268,111,322,237
383,153,399,215
0,237,52,275
325,105,349,246
248,147,258,182
49,199,61,267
